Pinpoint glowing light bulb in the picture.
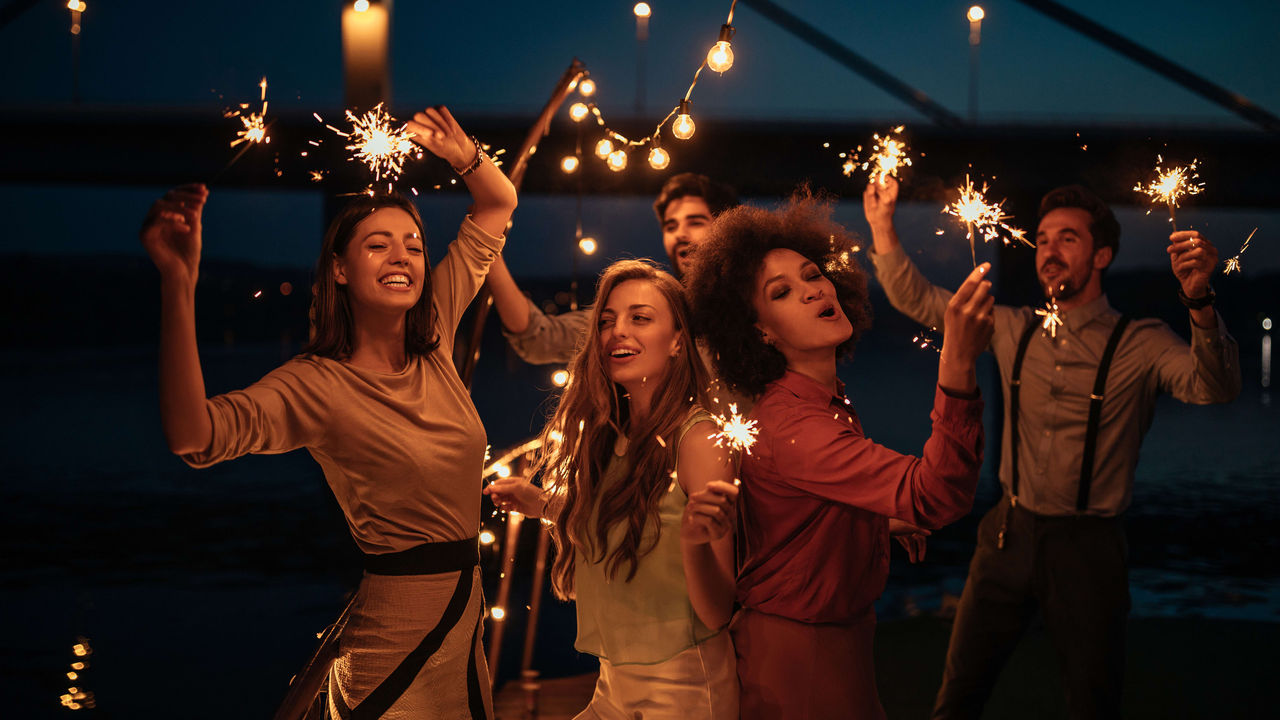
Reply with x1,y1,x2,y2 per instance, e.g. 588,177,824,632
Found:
672,100,696,140
569,102,590,122
353,0,370,12
595,138,614,158
607,149,628,171
578,78,596,97
648,146,670,170
706,25,736,73
633,2,651,18
552,369,570,386
67,0,85,10
479,530,496,545
968,5,984,22
491,607,506,621
707,41,734,73
560,155,579,174
579,237,598,255
496,464,512,478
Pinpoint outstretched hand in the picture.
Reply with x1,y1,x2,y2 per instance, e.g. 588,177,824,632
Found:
862,177,899,230
140,184,208,284
1167,230,1218,298
406,105,476,171
681,480,739,545
483,476,548,518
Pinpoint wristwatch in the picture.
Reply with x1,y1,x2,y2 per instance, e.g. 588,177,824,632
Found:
1178,285,1215,310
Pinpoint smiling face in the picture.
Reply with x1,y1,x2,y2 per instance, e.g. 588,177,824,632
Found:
334,207,426,316
661,196,714,278
597,278,682,394
1035,207,1110,304
752,248,852,363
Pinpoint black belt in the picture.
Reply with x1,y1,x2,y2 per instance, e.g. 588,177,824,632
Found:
362,536,479,576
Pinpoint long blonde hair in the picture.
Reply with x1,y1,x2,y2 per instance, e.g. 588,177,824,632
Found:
537,260,710,600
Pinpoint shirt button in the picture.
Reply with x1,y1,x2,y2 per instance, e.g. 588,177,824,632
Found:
1055,365,1063,372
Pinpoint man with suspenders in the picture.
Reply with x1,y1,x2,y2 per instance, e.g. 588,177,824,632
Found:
862,179,1241,718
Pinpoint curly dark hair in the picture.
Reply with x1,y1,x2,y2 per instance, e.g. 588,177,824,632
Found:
685,190,872,397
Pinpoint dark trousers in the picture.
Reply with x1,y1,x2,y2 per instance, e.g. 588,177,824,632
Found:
932,500,1130,720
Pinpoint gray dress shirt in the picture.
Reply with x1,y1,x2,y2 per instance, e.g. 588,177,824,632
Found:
870,245,1241,517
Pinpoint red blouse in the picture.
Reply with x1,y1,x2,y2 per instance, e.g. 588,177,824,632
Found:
736,370,984,624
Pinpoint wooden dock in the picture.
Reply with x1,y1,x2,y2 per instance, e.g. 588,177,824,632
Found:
493,672,597,720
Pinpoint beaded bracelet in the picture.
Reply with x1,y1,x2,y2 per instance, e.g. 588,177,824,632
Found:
453,135,487,177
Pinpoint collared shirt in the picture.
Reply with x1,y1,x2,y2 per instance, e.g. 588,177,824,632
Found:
737,370,984,624
870,244,1241,517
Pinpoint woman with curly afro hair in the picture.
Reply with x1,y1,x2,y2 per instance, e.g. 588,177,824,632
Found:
684,191,995,719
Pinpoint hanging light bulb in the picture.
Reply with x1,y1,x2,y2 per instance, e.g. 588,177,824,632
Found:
560,155,579,174
578,78,596,97
352,0,369,12
672,100,696,140
967,5,985,22
595,138,614,158
607,149,628,172
648,146,670,170
578,237,598,255
569,102,590,122
706,24,736,73
552,369,571,387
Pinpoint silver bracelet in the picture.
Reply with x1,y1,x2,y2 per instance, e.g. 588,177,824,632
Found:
453,135,486,177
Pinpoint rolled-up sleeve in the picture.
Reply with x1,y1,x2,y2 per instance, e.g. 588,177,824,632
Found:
868,245,953,330
767,386,984,528
501,297,590,365
181,358,330,469
1151,311,1242,404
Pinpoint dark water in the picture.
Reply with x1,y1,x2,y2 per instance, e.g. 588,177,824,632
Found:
2,318,1276,718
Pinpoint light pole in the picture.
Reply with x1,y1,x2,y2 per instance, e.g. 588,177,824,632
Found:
968,5,984,124
634,3,651,115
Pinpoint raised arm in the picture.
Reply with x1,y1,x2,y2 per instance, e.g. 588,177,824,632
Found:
1156,230,1241,402
678,423,739,631
408,105,517,238
864,177,954,330
140,184,214,456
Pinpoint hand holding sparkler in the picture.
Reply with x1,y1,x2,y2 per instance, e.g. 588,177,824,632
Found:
406,105,477,171
939,263,995,394
681,480,739,545
1167,230,1217,301
140,184,208,284
484,475,549,518
862,176,899,234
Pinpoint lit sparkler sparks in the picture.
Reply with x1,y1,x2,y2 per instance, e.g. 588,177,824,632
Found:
709,403,759,455
912,327,941,353
1035,298,1064,338
943,174,1031,267
322,103,420,183
845,126,913,183
1223,227,1256,275
1133,155,1203,231
227,77,270,148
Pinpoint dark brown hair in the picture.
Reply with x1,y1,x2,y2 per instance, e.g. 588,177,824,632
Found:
652,172,739,224
302,193,439,360
685,189,872,397
538,259,711,599
1039,184,1120,263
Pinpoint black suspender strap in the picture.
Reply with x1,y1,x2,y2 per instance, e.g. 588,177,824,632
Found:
1077,314,1131,512
999,319,1039,550
1007,319,1039,501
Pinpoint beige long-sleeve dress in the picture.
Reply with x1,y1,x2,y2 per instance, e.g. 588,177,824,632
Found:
182,216,504,719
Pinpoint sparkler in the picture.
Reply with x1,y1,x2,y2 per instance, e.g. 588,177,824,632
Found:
1223,227,1257,275
1035,298,1064,339
912,327,941,353
228,77,270,148
943,174,1031,267
1133,155,1203,232
844,126,913,184
321,103,421,183
708,403,759,455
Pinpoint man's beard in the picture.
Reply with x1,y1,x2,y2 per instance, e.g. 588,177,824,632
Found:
1039,262,1081,302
